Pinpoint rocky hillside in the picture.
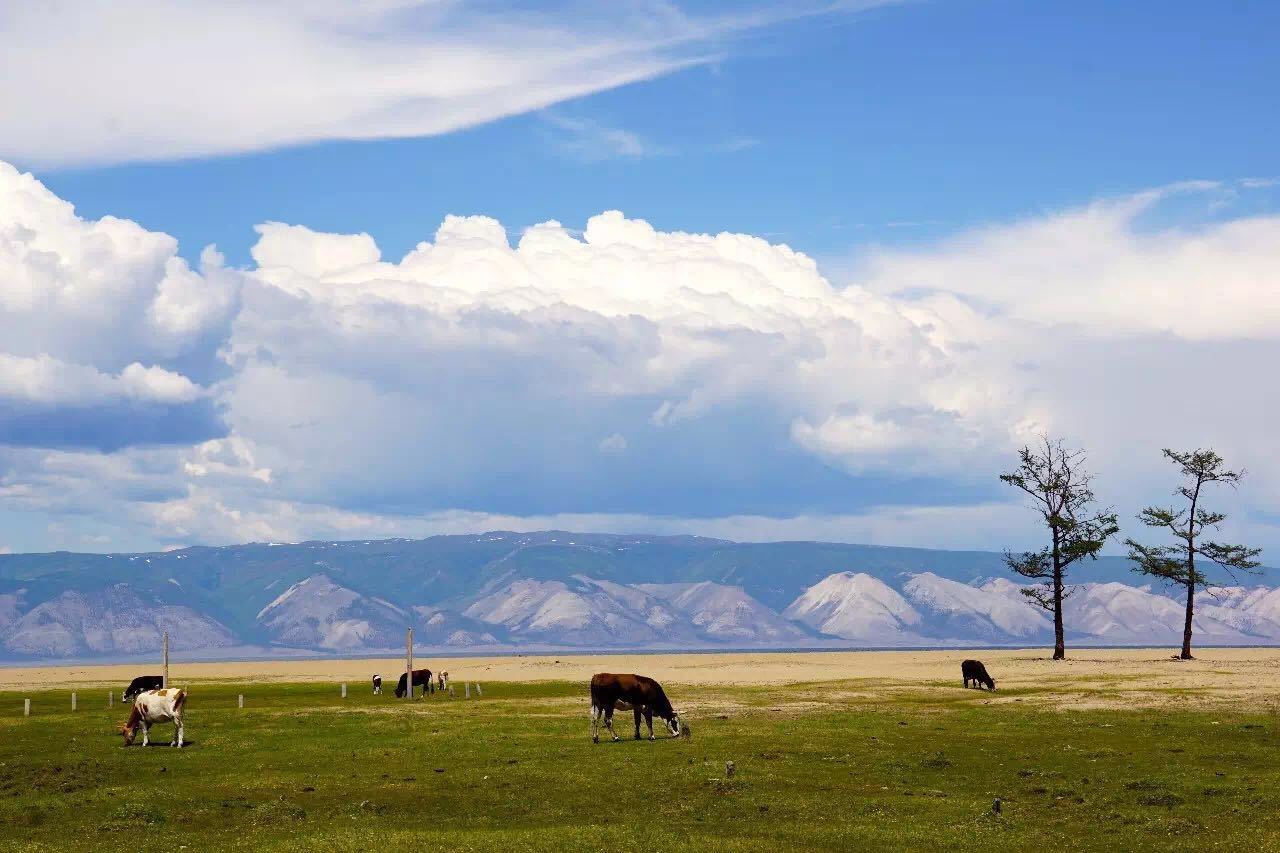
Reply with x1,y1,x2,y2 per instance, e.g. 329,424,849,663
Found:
0,532,1275,659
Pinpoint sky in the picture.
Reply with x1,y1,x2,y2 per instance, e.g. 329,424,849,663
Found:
1,0,1278,557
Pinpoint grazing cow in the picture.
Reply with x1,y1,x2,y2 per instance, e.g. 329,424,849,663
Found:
394,668,433,698
437,670,449,692
962,659,996,690
372,674,382,695
589,673,688,743
122,675,164,703
119,688,187,748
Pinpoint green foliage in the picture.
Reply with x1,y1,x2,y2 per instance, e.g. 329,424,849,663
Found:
1125,448,1261,591
1000,437,1118,658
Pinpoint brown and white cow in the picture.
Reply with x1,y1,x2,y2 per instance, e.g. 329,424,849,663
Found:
119,688,187,748
589,673,688,743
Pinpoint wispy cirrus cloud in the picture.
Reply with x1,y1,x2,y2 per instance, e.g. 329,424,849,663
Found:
540,115,663,162
0,0,900,168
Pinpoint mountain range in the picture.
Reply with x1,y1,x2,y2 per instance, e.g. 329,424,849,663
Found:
0,531,1275,661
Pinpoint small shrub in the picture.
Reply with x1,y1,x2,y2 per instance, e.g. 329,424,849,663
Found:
1139,793,1183,808
921,752,952,769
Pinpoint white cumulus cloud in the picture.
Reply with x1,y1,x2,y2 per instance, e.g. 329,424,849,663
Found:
0,164,1277,553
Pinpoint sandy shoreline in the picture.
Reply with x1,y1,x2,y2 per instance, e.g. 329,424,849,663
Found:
5,647,1280,705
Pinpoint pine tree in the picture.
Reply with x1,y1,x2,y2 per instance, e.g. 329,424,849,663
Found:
1125,448,1261,660
1000,437,1119,660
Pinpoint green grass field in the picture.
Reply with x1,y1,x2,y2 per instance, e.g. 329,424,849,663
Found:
1,678,1277,851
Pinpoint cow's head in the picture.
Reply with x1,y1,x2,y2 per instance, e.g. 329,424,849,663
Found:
119,704,143,745
985,677,997,691
667,712,691,739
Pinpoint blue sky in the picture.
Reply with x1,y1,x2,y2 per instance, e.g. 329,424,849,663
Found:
1,1,1278,555
30,1,1280,267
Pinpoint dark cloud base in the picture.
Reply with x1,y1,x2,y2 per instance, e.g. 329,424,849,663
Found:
0,400,225,452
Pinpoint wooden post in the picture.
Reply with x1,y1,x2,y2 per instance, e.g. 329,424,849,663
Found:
475,683,482,697
162,631,169,689
341,683,347,699
238,693,244,709
108,691,114,708
465,682,471,700
24,698,30,717
71,692,77,711
405,628,414,701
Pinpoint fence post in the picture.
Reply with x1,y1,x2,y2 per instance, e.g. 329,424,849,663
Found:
71,692,77,711
405,627,414,701
108,691,114,708
341,682,347,699
24,698,30,717
162,630,169,689
238,694,244,709
476,683,482,697
465,683,471,699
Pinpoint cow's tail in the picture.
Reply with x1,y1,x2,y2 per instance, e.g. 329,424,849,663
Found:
173,689,187,715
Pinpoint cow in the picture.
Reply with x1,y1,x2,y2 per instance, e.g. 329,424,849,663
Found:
437,670,449,692
122,675,164,703
962,659,996,690
119,688,187,748
589,673,688,743
394,668,433,699
372,674,382,695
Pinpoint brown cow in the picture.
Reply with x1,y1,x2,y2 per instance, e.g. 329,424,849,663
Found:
394,668,433,698
589,673,689,743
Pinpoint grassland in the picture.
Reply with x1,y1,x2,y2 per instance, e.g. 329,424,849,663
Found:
3,665,1280,851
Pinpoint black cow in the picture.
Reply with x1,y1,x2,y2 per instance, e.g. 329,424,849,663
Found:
122,675,164,703
372,674,382,695
961,659,996,690
394,668,433,698
589,673,688,743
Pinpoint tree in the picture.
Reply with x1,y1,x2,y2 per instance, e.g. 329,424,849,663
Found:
1125,448,1261,660
1000,437,1119,660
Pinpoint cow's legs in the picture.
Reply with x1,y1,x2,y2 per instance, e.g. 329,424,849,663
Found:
634,706,643,740
173,716,183,747
141,722,150,747
590,704,600,743
644,708,655,741
603,704,619,742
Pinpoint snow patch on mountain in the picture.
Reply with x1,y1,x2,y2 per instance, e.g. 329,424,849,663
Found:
463,577,694,646
2,584,235,657
410,606,503,646
783,572,923,641
1062,582,1254,645
639,581,811,642
903,572,1050,639
256,574,408,650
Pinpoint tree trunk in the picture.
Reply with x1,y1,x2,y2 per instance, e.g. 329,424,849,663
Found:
1052,571,1065,660
1181,479,1201,661
1051,528,1065,660
1180,582,1195,660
